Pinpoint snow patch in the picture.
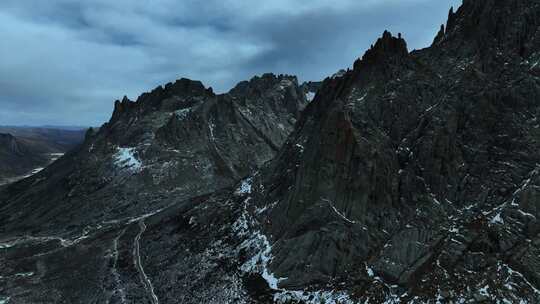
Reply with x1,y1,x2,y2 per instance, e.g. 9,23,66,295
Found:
517,209,536,219
189,216,197,226
234,195,285,290
306,92,316,101
30,167,44,175
233,184,356,303
175,108,191,119
424,103,440,113
232,198,254,238
490,213,504,225
502,263,540,295
324,198,357,224
208,119,216,141
478,285,490,297
449,227,459,233
49,152,64,161
357,92,368,102
366,263,375,277
274,289,354,304
114,147,142,172
235,177,253,195
240,231,284,290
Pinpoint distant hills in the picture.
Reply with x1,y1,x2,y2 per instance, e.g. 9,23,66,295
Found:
0,126,87,184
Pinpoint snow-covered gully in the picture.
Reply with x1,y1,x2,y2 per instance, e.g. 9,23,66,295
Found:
233,179,356,304
133,220,159,304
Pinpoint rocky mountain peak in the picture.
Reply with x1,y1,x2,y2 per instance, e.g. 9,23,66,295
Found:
111,96,134,121
162,78,213,98
109,77,213,124
353,30,408,71
432,24,446,45
229,73,299,97
0,70,311,237
440,0,540,57
227,73,307,119
142,78,213,101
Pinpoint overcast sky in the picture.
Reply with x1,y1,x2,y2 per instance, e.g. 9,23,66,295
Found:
0,0,461,127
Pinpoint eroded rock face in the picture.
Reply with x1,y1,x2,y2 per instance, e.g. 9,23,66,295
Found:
2,0,540,303
0,73,307,235
0,74,311,303
240,0,540,301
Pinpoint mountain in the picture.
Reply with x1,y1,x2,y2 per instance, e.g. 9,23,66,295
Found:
0,127,86,185
2,0,540,303
0,133,50,184
0,73,307,234
0,126,87,153
0,72,309,303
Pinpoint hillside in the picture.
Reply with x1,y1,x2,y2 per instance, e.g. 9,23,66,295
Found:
0,127,85,185
0,126,87,152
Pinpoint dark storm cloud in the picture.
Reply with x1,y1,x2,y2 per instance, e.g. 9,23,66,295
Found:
0,0,461,126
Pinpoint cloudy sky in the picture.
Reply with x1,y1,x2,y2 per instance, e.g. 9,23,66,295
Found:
0,0,461,127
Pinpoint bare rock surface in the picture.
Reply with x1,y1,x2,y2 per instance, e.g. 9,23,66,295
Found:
2,0,540,303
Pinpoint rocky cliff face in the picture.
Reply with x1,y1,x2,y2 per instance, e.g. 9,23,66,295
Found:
2,0,540,303
246,0,540,301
